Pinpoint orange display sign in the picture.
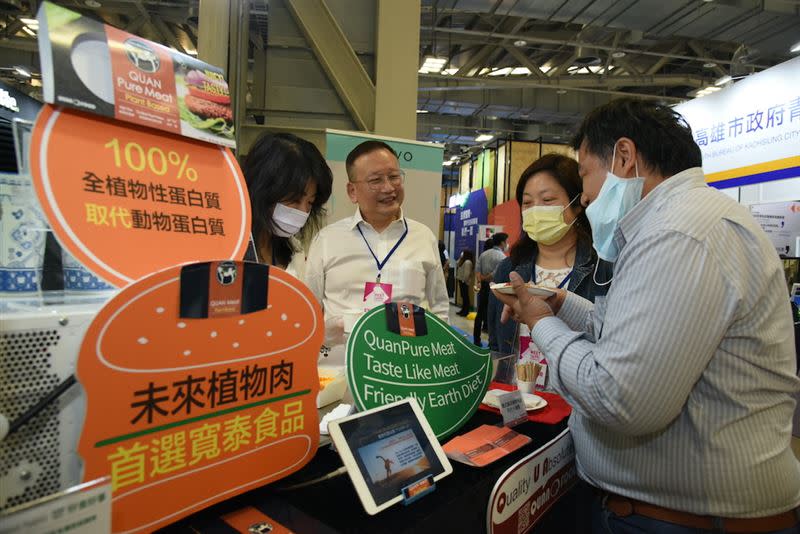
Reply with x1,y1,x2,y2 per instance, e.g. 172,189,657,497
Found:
76,262,321,533
29,105,250,287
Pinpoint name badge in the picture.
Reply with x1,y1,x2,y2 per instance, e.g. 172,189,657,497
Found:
363,281,393,312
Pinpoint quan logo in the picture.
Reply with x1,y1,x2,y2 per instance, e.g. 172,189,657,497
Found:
124,38,160,72
216,261,237,285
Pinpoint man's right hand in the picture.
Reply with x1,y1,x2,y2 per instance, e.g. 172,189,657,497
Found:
324,315,346,346
546,288,567,316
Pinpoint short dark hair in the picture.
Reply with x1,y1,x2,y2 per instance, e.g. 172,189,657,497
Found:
345,140,398,181
572,98,702,177
243,132,332,266
510,153,592,266
492,233,509,246
484,238,494,250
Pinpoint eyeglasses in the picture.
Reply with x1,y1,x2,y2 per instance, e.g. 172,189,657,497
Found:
355,170,406,192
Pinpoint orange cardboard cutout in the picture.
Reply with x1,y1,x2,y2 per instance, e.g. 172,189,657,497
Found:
77,262,321,533
29,105,250,287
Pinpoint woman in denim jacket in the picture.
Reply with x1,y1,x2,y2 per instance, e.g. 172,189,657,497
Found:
488,154,611,354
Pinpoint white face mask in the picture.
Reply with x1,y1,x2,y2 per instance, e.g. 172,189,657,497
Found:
272,203,310,237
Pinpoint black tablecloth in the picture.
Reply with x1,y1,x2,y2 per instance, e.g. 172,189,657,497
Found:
160,410,587,534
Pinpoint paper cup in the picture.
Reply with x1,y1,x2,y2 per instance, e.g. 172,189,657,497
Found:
342,310,364,334
0,174,47,294
62,249,115,293
517,380,537,394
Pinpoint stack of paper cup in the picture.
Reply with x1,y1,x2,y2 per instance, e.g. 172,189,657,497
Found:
0,173,48,294
61,249,115,294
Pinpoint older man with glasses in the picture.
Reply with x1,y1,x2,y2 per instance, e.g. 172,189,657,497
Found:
305,140,449,358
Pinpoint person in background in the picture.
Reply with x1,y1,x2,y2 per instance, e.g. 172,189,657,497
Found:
474,233,508,346
306,140,449,353
455,249,475,316
488,154,609,357
494,98,800,533
243,132,332,279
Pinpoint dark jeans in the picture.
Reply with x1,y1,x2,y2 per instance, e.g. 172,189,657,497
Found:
458,280,471,314
473,281,489,345
591,495,800,534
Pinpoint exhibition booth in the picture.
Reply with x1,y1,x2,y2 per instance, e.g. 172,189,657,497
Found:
1,4,799,534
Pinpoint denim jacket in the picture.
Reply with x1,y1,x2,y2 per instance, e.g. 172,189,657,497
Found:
488,240,612,353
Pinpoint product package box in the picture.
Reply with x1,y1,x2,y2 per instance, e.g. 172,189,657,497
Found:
37,1,235,148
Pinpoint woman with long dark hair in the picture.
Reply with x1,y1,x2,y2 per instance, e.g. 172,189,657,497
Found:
488,153,610,360
455,249,475,316
243,132,333,278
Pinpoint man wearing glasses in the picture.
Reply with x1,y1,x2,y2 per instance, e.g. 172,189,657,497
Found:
306,141,449,354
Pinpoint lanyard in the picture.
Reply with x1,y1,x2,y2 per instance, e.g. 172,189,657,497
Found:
357,219,409,282
557,270,573,289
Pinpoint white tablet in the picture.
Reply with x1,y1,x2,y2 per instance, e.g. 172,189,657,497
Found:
327,398,453,515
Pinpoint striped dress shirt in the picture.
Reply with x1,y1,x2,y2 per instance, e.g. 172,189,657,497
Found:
531,167,800,517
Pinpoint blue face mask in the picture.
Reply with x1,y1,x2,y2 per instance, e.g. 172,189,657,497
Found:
585,144,644,263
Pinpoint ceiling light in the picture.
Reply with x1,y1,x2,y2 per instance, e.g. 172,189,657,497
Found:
416,109,429,114
475,134,494,143
556,89,567,95
703,62,717,69
443,160,455,166
611,51,626,58
513,40,527,47
539,65,552,74
21,26,35,36
185,49,198,56
20,17,38,26
419,56,448,74
85,0,102,6
791,41,800,53
715,74,732,86
450,155,459,161
510,67,531,75
488,67,512,76
13,66,31,78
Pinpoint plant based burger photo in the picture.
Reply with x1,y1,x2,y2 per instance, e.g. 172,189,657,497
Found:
179,68,234,139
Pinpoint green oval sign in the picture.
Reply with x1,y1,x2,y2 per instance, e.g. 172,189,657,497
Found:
346,303,492,439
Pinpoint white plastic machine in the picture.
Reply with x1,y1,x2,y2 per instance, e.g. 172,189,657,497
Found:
0,294,109,511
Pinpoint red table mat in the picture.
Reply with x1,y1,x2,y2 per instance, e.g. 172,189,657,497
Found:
479,382,572,425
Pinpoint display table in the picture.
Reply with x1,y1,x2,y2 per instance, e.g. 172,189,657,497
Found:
160,409,586,534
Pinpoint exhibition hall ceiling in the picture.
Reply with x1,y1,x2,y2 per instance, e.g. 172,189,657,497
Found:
1,0,798,148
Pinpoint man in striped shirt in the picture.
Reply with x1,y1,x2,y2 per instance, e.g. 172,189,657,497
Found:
495,98,800,533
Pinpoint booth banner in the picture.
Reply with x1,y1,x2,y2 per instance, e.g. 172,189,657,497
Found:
346,303,492,439
490,200,522,248
750,201,800,257
453,189,489,262
487,428,577,534
325,129,444,236
29,105,250,287
76,262,322,533
37,2,235,147
675,55,800,189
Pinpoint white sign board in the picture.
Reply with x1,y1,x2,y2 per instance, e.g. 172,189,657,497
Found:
487,428,576,534
675,56,800,189
750,201,800,257
0,479,111,534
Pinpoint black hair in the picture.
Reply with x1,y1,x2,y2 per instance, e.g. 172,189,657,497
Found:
509,153,592,267
345,140,398,181
572,97,702,177
458,249,475,267
492,233,509,247
484,237,494,250
243,132,333,268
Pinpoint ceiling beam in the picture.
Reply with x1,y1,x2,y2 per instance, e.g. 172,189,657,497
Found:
421,26,770,69
503,45,546,78
687,40,727,78
646,42,684,75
